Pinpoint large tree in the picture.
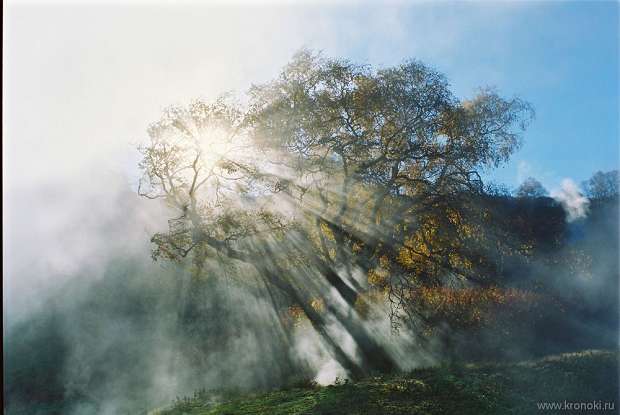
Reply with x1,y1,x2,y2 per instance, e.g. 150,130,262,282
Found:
137,50,534,377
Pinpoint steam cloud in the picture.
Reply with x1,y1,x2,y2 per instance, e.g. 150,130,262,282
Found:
551,178,590,222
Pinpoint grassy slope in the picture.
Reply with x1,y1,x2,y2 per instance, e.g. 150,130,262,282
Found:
156,350,619,415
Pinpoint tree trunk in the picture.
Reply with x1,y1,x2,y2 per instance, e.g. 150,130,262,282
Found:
194,232,396,377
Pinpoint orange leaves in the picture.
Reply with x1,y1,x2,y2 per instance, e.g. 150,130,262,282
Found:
285,304,307,328
368,255,392,287
310,298,325,313
415,286,543,329
283,297,325,328
398,235,430,268
448,252,472,271
319,221,336,242
368,268,389,287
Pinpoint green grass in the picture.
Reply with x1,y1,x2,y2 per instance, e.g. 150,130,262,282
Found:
155,350,618,415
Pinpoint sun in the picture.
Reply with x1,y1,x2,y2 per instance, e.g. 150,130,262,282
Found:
196,126,240,172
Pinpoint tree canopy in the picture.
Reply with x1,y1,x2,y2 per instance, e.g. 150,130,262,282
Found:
515,177,548,198
137,50,535,376
582,170,619,200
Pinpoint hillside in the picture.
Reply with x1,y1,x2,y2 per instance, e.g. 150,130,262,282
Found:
154,349,618,415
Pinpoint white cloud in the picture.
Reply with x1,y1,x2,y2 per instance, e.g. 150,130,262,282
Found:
517,160,534,184
551,178,590,222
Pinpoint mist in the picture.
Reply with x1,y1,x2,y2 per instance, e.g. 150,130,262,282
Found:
551,179,590,222
4,2,618,415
